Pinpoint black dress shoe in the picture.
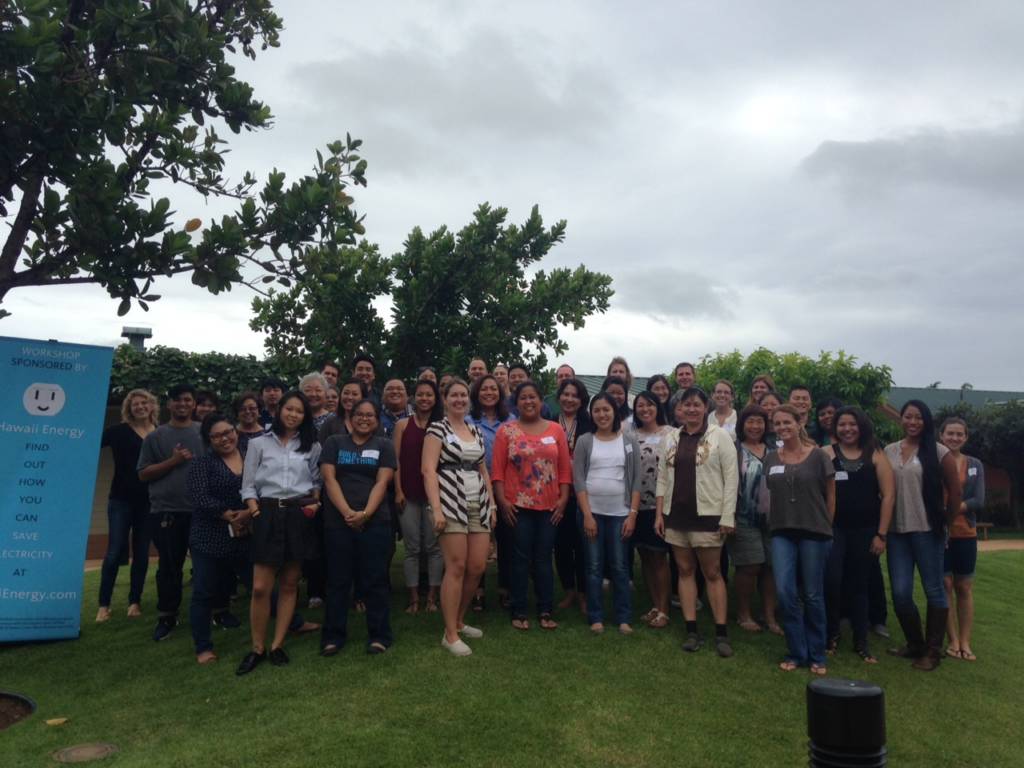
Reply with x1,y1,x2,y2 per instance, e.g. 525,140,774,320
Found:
236,651,266,676
269,647,290,666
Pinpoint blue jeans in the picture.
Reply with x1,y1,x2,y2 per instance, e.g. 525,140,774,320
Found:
510,508,559,618
323,519,393,650
98,498,151,607
887,531,947,613
772,535,832,666
582,513,631,625
189,551,250,654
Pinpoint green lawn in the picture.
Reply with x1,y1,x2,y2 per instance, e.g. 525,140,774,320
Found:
2,551,1021,767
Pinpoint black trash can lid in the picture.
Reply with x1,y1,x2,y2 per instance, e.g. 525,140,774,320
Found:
809,678,883,699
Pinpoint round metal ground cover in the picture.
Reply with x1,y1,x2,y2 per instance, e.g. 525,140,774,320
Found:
0,690,37,730
52,743,119,763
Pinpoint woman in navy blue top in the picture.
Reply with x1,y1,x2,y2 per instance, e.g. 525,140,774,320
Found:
187,413,252,664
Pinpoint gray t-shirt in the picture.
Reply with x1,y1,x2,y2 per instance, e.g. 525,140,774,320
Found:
884,441,950,533
137,423,204,515
763,447,835,538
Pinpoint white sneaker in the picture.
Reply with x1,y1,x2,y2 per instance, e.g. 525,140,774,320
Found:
442,636,472,656
458,624,483,639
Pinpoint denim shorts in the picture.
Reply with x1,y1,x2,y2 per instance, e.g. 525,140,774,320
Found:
944,537,977,579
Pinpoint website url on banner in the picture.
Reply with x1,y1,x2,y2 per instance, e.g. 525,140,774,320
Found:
1,588,78,603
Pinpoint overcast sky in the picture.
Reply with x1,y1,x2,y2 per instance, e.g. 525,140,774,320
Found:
5,1,1023,388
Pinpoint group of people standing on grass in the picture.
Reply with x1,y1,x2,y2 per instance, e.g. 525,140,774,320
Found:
96,354,985,676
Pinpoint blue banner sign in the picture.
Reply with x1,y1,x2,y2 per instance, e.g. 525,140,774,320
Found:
0,336,113,642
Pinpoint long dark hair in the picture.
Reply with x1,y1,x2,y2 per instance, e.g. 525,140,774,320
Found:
556,377,593,436
413,378,445,422
901,400,944,531
200,412,234,447
557,377,591,413
600,375,631,419
337,378,370,417
513,380,544,408
469,374,508,422
833,405,878,453
632,391,667,427
272,391,317,453
589,392,622,434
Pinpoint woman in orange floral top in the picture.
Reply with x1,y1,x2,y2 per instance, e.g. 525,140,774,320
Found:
492,381,573,630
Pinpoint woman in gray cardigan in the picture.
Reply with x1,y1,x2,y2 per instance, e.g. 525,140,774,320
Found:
573,393,641,634
939,417,986,661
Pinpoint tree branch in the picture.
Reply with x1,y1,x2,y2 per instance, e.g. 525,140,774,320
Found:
0,172,43,282
9,260,197,290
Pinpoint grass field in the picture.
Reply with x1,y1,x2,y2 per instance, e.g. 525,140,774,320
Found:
2,551,1022,767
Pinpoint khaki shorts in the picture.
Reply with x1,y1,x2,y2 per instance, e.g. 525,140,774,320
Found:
442,502,490,535
664,527,723,549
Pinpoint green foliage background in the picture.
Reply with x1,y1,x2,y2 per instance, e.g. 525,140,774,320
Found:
695,347,897,439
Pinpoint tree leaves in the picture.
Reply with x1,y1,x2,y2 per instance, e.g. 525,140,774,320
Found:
0,3,361,318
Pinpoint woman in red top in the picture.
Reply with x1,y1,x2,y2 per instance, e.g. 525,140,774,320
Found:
492,381,572,630
393,379,445,614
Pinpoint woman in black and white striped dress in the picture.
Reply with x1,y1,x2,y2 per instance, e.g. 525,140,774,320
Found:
422,378,495,656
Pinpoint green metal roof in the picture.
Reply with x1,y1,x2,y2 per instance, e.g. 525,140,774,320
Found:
885,386,1024,411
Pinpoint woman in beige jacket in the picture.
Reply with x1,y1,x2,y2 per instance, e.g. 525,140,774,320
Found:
655,387,738,657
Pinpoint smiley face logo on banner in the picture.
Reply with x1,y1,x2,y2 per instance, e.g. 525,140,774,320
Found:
23,383,67,417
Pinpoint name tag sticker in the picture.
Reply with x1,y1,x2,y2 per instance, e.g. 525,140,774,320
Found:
835,471,849,481
647,436,661,445
446,434,460,445
625,444,633,454
776,439,784,448
968,467,978,477
361,449,380,460
540,436,556,445
769,465,786,476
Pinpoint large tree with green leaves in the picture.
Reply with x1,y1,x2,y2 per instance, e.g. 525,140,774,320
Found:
248,203,615,380
387,204,613,378
249,240,392,381
0,1,366,318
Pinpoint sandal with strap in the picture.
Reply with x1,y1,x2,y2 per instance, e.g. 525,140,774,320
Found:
511,616,530,631
855,643,878,664
538,613,558,630
810,663,828,676
778,660,799,672
826,635,840,657
648,611,670,629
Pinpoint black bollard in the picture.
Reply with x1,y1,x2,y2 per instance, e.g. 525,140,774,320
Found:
806,678,886,767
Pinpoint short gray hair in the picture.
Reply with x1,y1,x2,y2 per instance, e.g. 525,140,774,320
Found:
299,372,328,391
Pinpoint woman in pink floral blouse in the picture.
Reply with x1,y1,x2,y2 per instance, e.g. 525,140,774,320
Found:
492,381,573,630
